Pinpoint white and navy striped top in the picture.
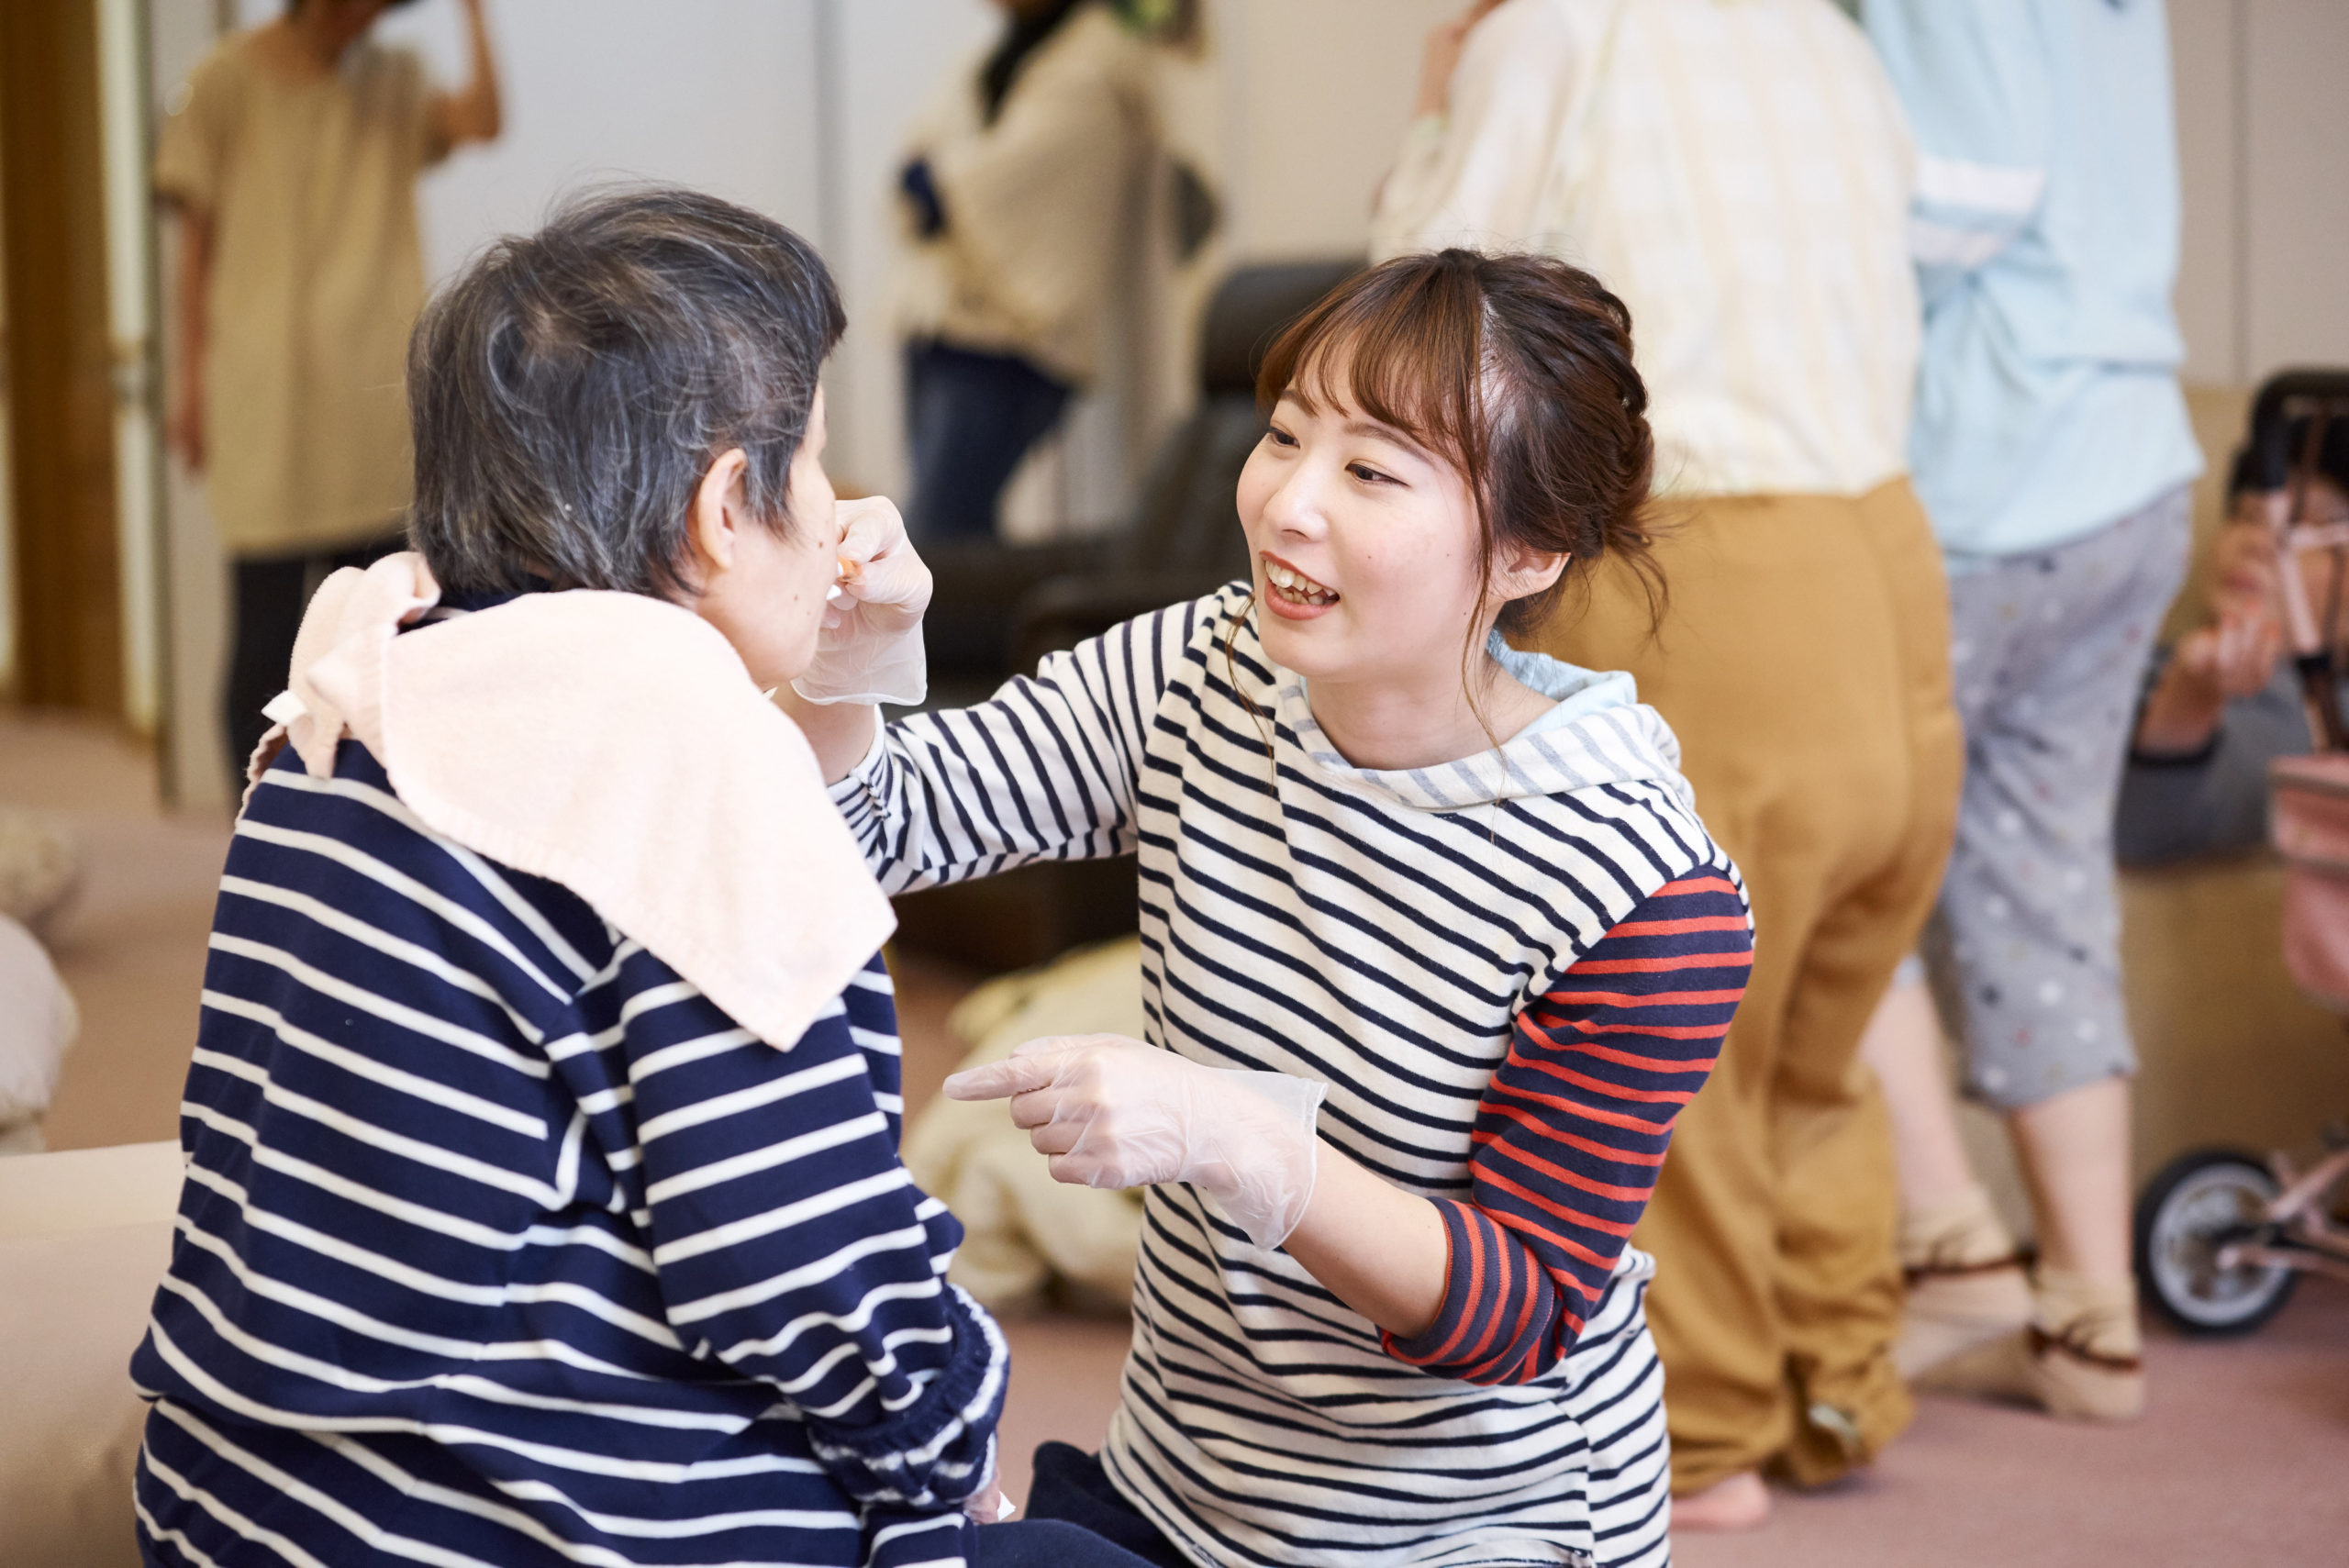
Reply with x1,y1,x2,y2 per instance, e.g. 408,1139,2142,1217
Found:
832,587,1751,1568
131,728,1007,1567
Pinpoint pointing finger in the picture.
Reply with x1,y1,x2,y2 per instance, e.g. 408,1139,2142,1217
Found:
942,1054,1065,1102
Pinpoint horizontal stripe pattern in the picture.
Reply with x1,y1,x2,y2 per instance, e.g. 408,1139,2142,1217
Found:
1386,875,1749,1386
834,586,1748,1568
134,740,1003,1568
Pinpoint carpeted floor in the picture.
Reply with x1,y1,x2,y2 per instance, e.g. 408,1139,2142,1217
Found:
7,703,2345,1564
984,1290,2349,1567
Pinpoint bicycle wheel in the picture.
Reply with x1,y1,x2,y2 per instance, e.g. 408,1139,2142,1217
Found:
2134,1148,2299,1335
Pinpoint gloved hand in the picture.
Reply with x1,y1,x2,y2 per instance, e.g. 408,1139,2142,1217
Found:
942,1034,1325,1250
791,496,931,706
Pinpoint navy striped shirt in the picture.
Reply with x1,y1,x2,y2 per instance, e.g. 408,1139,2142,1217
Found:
831,587,1749,1568
131,739,1006,1568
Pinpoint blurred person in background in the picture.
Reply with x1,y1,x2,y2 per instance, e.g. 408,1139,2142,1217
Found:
895,0,1163,540
1373,0,1951,1528
1859,0,2202,1426
157,0,500,792
2118,425,2349,865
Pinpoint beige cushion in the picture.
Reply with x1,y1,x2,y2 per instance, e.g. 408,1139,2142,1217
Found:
903,939,1148,1312
0,1143,184,1568
0,910,77,1134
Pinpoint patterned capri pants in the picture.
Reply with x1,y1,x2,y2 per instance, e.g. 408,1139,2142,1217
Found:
1921,484,2193,1111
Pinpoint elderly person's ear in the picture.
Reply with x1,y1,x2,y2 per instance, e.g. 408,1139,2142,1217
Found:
685,450,756,583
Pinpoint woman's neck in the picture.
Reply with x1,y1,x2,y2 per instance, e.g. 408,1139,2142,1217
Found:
1306,652,1554,773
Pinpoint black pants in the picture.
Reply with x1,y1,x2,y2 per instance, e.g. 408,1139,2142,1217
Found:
971,1518,1160,1568
903,339,1073,541
223,534,405,796
1023,1442,1188,1568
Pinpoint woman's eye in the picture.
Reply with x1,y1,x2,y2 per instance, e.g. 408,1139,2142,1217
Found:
1266,426,1299,449
1348,462,1393,485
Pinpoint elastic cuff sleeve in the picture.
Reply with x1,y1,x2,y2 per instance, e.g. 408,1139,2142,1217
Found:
1380,1199,1497,1374
807,1284,1008,1509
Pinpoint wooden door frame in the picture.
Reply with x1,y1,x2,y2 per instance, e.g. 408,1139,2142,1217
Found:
0,0,123,717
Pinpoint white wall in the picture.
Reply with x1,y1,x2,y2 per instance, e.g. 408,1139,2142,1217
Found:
2240,0,2349,380
372,1,827,275
1206,0,1453,263
2171,0,2349,385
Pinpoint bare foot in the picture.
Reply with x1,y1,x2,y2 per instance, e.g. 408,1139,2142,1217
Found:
1673,1470,1771,1532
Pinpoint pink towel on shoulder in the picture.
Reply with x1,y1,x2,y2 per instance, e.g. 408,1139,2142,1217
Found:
253,552,894,1052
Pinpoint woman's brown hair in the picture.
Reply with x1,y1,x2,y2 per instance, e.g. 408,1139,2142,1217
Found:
1254,247,1661,650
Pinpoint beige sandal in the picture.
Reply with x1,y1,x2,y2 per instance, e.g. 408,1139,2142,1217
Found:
1897,1250,2034,1381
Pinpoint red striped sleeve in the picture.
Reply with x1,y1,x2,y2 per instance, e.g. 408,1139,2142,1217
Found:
1382,864,1750,1385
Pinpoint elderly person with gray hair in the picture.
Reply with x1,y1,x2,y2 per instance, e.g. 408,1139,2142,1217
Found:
127,188,1154,1568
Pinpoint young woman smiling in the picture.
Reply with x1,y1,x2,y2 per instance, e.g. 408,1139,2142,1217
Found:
785,250,1753,1568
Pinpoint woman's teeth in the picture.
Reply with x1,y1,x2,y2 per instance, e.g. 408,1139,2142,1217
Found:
1264,561,1338,606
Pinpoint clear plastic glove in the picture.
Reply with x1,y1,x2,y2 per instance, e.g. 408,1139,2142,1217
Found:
963,1439,1018,1524
791,496,931,706
942,1034,1325,1250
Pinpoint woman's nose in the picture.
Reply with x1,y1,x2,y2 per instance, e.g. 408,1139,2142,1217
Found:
1261,465,1330,541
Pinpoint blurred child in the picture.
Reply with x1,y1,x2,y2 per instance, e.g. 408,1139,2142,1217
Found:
2120,424,2349,864
155,0,500,789
128,190,1150,1568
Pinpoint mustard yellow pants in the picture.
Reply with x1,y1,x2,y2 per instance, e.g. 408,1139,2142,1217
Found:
1532,480,1961,1493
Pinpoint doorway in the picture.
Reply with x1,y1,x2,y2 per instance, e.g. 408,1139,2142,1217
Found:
0,0,125,716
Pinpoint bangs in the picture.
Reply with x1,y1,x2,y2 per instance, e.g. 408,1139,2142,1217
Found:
1256,255,1491,484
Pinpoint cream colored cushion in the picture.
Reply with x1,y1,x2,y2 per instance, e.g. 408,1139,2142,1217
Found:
903,938,1148,1312
0,1142,184,1568
0,911,77,1137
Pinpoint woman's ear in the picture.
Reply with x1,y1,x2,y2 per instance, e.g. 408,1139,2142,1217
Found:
686,449,754,589
1494,543,1569,603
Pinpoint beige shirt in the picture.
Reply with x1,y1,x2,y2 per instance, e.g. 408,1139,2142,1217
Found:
156,34,447,555
1372,0,1919,500
896,4,1158,388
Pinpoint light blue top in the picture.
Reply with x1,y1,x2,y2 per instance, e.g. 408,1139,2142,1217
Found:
1490,632,1637,738
1865,0,2203,562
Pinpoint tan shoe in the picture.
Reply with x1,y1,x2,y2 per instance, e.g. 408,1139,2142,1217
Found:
1914,1323,2145,1422
1897,1257,2034,1381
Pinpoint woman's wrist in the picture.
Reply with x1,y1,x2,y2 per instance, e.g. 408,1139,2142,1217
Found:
2133,672,2227,758
1280,1143,1448,1340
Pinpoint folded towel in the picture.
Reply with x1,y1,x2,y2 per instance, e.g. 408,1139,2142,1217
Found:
258,552,893,1052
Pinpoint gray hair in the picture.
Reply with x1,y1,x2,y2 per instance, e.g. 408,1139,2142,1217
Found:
406,186,845,601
